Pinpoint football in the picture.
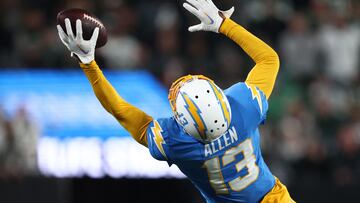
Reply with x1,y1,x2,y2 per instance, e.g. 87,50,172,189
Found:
57,8,107,48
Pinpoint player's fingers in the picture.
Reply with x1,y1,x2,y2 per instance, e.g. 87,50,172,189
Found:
205,0,217,8
57,25,66,38
183,3,198,14
90,27,99,43
186,0,201,9
188,24,203,32
65,18,75,39
183,3,205,21
223,7,235,18
57,25,69,44
76,19,83,40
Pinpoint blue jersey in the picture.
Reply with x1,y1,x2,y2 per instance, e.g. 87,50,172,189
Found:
147,82,275,203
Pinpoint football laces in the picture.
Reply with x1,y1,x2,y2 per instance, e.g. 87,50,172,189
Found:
83,13,104,29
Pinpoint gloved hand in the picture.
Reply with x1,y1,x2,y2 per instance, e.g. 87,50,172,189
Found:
183,0,234,33
57,18,99,64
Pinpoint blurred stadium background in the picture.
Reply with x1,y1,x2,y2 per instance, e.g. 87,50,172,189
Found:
0,0,360,202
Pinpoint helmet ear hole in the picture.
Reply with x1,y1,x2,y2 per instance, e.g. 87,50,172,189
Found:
222,124,225,127
195,95,199,99
210,129,214,133
214,120,217,123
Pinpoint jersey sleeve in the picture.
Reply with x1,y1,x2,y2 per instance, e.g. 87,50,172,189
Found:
80,61,153,147
220,18,279,99
146,118,172,161
225,82,268,130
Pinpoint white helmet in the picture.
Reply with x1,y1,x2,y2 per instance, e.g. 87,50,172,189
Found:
169,75,232,143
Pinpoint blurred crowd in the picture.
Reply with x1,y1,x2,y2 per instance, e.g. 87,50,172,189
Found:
0,0,360,189
0,107,38,178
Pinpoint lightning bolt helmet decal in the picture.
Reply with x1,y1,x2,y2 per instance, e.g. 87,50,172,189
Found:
168,75,232,142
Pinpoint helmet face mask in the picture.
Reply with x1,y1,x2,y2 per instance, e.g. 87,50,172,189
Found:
169,75,232,143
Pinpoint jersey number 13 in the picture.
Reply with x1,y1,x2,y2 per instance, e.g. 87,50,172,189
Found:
203,139,259,194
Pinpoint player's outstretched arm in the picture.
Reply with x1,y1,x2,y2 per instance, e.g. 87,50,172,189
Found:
183,0,279,99
220,19,279,99
57,19,153,147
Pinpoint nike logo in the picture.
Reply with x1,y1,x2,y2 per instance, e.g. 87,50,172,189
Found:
204,12,214,24
77,45,89,54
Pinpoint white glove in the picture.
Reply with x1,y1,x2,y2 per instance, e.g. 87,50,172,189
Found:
57,18,99,64
183,0,234,33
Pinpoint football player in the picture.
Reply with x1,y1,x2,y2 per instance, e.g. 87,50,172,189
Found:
57,0,295,202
